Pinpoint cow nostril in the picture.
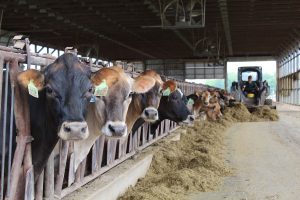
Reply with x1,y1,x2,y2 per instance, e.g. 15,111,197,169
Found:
81,127,86,133
144,110,149,117
64,125,71,133
154,112,158,116
108,124,115,133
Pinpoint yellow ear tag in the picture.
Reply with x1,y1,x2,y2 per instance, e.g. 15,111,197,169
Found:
94,79,108,97
162,87,171,96
28,80,39,98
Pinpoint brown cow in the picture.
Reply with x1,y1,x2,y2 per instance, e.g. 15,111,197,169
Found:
73,67,157,172
126,70,163,132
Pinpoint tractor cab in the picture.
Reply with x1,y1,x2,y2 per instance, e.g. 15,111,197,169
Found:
231,66,272,108
239,67,262,98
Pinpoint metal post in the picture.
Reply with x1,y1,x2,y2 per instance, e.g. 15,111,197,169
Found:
224,61,228,90
1,62,9,200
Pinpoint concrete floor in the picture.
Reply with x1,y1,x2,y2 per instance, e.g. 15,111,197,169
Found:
189,106,300,200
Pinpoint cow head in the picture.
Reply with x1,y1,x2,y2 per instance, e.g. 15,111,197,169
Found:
18,53,92,140
202,90,211,106
135,70,163,122
158,80,192,123
209,90,220,104
186,93,202,118
91,67,155,138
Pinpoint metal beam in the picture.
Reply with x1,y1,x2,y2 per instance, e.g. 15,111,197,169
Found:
144,0,201,57
218,0,233,55
12,2,157,59
70,0,169,58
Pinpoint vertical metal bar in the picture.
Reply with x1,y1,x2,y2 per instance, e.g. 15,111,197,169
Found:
24,167,34,200
55,140,69,196
1,62,9,200
35,170,44,200
6,83,14,197
0,57,3,117
97,135,105,170
0,57,3,200
9,59,33,200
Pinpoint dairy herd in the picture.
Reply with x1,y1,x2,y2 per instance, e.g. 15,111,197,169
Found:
1,53,235,192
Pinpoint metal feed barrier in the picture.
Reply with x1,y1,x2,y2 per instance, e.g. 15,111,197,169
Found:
0,39,210,200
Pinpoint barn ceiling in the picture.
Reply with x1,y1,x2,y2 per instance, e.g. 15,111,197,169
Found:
0,0,299,60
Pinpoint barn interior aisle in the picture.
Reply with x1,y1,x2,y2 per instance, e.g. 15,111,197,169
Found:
189,105,300,200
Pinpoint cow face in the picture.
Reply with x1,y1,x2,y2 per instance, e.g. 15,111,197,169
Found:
92,67,155,138
158,80,191,123
18,53,92,140
210,90,220,104
202,90,211,105
186,93,201,117
137,70,163,122
205,102,222,121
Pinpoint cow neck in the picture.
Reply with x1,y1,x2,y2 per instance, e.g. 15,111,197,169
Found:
126,94,144,133
29,90,59,180
71,103,104,173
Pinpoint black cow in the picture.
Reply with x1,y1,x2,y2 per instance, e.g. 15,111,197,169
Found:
16,53,93,181
132,80,193,135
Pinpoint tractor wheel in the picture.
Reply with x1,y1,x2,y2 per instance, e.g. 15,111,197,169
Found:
264,99,273,106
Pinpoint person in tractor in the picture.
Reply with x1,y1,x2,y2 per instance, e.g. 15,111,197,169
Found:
242,75,259,97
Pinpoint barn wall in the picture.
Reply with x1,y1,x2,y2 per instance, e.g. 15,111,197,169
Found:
278,41,300,105
145,59,225,81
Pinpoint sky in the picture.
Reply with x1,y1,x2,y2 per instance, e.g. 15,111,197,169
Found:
227,61,276,74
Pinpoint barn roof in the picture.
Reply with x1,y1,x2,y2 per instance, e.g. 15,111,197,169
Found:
1,0,299,60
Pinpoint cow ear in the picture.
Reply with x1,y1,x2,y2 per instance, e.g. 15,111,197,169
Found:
17,69,45,90
133,76,156,93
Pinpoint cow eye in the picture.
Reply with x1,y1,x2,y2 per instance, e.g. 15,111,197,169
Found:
158,89,163,96
128,92,134,98
45,86,53,94
88,87,93,93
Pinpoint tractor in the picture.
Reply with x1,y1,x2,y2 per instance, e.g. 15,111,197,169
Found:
230,66,274,109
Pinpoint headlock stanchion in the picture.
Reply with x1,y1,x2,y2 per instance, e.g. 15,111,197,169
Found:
0,41,213,200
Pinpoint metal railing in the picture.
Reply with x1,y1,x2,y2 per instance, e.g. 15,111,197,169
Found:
0,41,210,200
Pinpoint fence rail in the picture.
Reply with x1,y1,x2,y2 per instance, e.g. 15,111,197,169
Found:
0,43,212,200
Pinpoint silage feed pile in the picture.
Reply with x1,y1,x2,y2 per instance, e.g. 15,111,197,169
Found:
119,103,279,200
223,103,279,122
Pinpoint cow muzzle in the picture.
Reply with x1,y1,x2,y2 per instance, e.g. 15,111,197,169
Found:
58,121,89,140
181,115,195,125
142,107,159,122
101,121,127,138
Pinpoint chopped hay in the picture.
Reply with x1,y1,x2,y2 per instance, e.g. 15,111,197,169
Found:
251,106,279,121
119,103,279,200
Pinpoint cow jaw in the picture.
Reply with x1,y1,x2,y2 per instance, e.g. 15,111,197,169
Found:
58,121,89,140
141,107,159,123
101,121,128,138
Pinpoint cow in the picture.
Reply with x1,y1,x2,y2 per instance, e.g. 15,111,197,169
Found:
132,80,194,135
72,67,157,172
126,70,163,132
186,91,209,118
186,90,213,119
205,102,222,121
210,90,225,114
219,89,235,106
202,90,211,106
16,53,94,181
